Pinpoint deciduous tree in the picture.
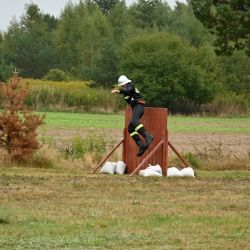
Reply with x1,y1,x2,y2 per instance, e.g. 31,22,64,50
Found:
120,32,220,112
91,39,118,87
3,3,59,78
190,0,250,56
54,2,113,79
0,39,13,82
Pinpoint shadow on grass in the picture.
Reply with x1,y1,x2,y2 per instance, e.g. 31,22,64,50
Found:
0,217,10,224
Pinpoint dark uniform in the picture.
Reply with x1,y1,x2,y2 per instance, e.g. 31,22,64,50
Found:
119,82,153,156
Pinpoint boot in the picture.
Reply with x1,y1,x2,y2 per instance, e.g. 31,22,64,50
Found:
144,131,154,148
130,132,147,157
136,140,146,157
137,126,154,149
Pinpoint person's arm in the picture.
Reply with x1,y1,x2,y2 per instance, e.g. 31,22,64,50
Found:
111,89,120,94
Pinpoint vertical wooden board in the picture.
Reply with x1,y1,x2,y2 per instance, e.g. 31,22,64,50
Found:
123,107,168,174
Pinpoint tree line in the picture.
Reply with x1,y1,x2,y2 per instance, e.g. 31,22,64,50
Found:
0,0,249,113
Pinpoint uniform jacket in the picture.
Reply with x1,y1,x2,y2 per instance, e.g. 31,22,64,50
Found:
119,82,145,108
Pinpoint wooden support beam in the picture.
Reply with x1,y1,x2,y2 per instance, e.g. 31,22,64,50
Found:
130,140,164,176
168,141,189,167
93,139,124,173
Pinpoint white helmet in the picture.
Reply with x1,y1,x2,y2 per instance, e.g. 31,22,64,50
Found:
118,75,131,86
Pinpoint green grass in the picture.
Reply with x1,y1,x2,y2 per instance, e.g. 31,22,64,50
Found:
0,167,249,249
0,111,249,248
168,116,250,133
40,111,250,133
40,111,125,129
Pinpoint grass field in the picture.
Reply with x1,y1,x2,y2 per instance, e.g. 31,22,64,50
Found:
0,166,249,249
1,112,250,249
41,111,250,133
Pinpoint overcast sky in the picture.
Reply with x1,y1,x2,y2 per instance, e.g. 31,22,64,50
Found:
0,0,187,32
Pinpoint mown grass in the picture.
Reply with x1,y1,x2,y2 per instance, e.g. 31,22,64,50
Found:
40,111,124,129
0,112,249,248
41,111,250,133
168,115,250,133
0,167,249,249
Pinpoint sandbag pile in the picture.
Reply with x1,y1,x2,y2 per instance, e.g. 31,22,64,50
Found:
100,161,195,177
100,161,126,175
139,164,163,177
167,166,195,177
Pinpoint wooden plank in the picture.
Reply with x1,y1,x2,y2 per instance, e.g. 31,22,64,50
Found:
130,140,164,176
168,141,189,167
93,139,124,173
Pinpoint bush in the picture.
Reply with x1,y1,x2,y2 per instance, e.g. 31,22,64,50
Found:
0,63,13,83
202,92,250,116
60,132,114,162
0,74,45,162
43,69,74,82
184,152,201,169
120,32,220,113
169,152,201,169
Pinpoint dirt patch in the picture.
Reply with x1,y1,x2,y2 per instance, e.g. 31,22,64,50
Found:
42,128,250,157
169,132,250,157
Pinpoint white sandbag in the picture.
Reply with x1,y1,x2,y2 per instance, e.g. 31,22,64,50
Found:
100,161,116,174
167,167,183,177
181,167,195,177
115,161,126,175
147,164,162,174
139,169,162,177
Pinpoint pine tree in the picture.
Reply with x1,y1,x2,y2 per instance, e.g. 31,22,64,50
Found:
0,71,45,162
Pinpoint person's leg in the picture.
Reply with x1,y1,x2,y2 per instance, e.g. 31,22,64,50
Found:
128,105,146,156
135,124,154,148
128,123,145,156
132,105,154,148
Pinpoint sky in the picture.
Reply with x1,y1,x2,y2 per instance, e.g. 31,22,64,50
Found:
0,0,187,32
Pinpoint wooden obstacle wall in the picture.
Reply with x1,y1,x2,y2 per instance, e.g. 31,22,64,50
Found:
123,107,168,175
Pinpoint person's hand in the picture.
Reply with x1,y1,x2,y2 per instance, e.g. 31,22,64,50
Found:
111,89,120,94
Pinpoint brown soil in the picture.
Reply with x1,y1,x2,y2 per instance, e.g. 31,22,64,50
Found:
43,128,250,158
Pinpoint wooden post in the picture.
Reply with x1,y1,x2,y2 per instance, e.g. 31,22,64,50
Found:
93,139,124,173
130,140,164,176
168,141,189,167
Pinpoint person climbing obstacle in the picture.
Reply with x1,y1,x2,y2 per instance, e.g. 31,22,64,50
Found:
111,75,154,157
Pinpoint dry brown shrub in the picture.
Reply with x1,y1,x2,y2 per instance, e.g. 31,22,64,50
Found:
0,73,45,162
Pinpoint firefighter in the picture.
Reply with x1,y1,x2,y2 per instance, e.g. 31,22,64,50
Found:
111,75,154,157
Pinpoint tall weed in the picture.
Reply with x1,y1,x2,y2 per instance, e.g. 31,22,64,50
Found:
169,142,250,171
60,132,115,162
202,92,250,116
22,79,125,112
